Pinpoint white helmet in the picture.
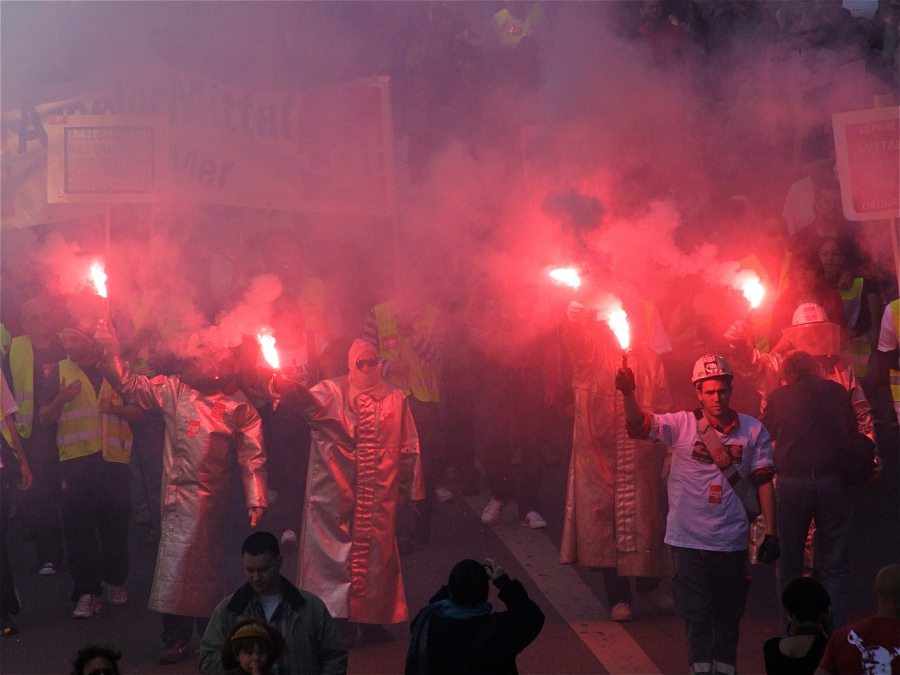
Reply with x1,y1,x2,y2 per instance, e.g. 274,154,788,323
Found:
791,303,829,326
691,354,734,386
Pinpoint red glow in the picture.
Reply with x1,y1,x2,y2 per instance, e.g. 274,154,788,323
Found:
742,278,765,308
90,260,107,298
549,267,581,289
257,333,279,369
607,308,630,349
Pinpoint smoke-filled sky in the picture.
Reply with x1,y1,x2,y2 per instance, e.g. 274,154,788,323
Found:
1,1,897,358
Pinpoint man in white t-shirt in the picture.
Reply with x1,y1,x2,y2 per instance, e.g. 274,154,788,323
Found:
618,354,779,675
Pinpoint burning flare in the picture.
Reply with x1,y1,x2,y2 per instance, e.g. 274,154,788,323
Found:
741,278,765,309
607,308,630,350
90,260,107,298
257,333,279,369
549,268,581,289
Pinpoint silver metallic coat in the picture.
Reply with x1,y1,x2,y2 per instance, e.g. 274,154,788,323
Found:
282,375,423,624
104,357,267,616
561,321,673,575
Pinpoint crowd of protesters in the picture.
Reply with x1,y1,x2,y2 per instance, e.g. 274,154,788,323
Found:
1,2,899,674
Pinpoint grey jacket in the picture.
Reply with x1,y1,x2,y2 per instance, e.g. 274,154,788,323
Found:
199,575,348,675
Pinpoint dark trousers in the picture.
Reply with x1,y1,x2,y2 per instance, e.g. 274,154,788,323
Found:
776,472,852,633
478,366,544,516
129,411,164,532
259,404,310,537
601,567,660,606
672,547,750,673
0,467,20,618
18,429,63,567
162,613,209,645
59,454,131,600
443,351,481,491
397,398,442,544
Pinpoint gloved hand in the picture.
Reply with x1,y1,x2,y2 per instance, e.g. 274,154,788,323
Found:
615,367,636,396
757,534,781,564
567,301,586,322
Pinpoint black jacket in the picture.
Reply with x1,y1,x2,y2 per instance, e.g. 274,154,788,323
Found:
408,574,544,675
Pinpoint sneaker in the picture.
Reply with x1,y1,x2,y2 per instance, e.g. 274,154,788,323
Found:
521,511,548,529
481,498,504,525
73,593,101,619
610,602,632,622
38,562,58,576
105,583,127,606
641,586,676,613
435,487,454,503
280,529,299,550
159,638,189,665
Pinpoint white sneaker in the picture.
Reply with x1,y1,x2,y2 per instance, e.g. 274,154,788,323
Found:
105,583,127,606
435,487,454,503
521,511,548,529
280,529,299,549
481,498,504,525
73,593,101,619
610,602,632,622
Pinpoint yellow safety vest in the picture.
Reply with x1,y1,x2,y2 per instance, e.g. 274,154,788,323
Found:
890,300,900,404
374,302,441,403
1,323,10,357
5,337,35,439
57,359,132,464
839,278,872,378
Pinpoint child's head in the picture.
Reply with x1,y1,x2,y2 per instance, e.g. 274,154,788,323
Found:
222,620,286,673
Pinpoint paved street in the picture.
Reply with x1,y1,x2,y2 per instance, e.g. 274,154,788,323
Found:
1,429,896,674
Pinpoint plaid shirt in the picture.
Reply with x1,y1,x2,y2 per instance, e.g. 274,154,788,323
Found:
244,594,291,675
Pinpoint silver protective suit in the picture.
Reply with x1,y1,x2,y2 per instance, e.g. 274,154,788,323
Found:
561,320,673,576
281,376,423,624
103,356,267,616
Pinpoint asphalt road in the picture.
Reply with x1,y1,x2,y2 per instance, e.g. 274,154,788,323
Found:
1,424,896,675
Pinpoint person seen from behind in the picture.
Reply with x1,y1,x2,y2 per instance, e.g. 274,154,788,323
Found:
406,558,544,675
815,564,900,675
69,645,122,675
764,577,831,675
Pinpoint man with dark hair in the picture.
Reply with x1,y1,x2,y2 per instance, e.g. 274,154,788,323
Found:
200,531,347,675
619,354,778,675
405,558,544,675
760,350,859,633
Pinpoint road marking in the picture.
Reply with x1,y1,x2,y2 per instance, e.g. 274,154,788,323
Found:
465,495,662,675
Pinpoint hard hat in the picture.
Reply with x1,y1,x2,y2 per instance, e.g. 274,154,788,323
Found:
691,354,734,385
791,303,829,326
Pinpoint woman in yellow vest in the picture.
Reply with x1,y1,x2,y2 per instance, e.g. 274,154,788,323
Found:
38,320,142,620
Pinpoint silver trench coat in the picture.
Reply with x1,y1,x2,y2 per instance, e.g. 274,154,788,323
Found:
561,321,673,576
283,376,423,624
104,357,267,616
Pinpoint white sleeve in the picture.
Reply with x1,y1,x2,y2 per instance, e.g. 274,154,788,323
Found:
1,373,18,418
878,304,898,352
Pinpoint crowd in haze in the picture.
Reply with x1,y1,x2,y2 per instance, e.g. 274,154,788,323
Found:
1,1,899,674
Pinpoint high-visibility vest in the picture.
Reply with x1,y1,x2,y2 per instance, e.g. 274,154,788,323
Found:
840,278,872,378
1,323,10,357
57,359,132,464
5,336,36,439
890,300,900,404
374,302,441,403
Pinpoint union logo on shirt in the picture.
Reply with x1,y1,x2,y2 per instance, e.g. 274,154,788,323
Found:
692,441,744,464
382,334,400,350
187,420,201,438
211,401,228,421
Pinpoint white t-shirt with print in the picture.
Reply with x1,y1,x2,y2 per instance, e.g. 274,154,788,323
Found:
648,411,774,552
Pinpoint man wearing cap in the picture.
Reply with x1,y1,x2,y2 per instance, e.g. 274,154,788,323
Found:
39,318,142,619
618,354,779,675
